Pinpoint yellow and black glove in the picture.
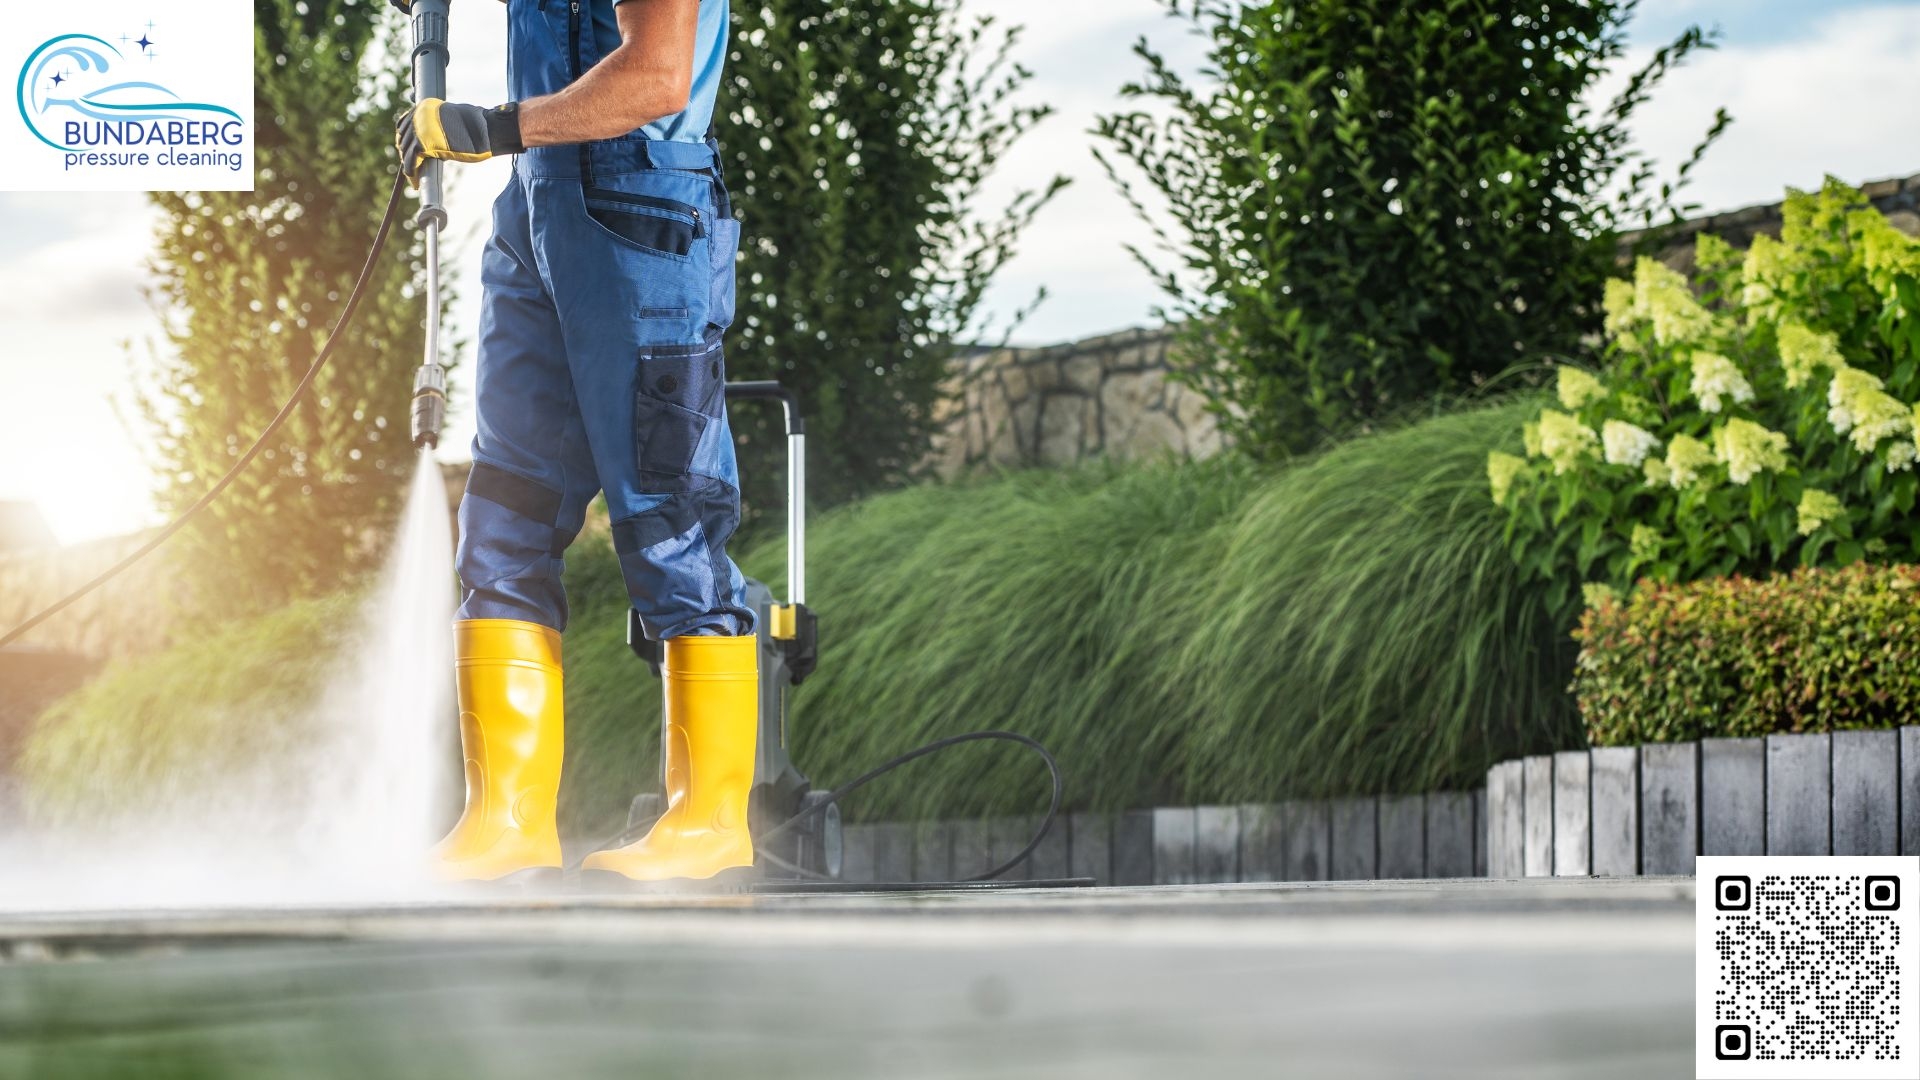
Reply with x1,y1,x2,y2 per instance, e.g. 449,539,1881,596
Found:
394,99,523,185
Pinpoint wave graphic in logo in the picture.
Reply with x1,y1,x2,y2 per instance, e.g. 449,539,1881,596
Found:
16,34,241,151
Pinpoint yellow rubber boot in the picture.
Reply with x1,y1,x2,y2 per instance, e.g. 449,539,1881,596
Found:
430,619,565,883
581,634,758,886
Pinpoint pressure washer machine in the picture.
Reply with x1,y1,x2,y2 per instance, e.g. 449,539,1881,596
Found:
613,383,1081,890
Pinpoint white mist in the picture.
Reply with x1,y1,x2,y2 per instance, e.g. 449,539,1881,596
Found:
295,451,457,888
0,453,458,910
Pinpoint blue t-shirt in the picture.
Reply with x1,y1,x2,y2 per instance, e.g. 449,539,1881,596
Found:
618,0,726,144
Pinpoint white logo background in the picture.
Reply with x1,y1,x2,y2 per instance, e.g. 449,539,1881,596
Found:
3,0,253,192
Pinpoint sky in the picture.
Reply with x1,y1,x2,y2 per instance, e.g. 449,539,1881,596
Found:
2,0,1918,544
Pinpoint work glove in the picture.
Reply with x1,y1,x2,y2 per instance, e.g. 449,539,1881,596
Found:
395,99,523,184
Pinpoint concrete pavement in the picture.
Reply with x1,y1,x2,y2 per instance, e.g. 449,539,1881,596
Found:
0,877,1696,1078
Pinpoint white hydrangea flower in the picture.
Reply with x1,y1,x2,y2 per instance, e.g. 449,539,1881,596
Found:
1776,322,1843,391
1556,367,1609,411
1538,410,1600,476
1602,279,1638,341
1664,434,1716,489
1688,351,1755,414
1826,366,1910,452
1487,452,1526,506
1712,418,1790,485
1887,441,1916,472
1630,524,1662,562
1796,488,1844,536
1741,234,1786,321
1857,210,1920,293
1601,420,1660,468
1635,257,1717,346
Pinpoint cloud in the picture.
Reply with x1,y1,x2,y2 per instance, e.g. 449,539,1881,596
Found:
1599,3,1920,216
0,194,153,322
934,0,1209,344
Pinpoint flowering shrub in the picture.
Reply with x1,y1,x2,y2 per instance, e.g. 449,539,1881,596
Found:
1490,180,1920,617
1575,564,1920,745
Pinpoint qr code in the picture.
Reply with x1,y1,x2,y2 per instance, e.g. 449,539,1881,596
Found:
1698,856,1918,1079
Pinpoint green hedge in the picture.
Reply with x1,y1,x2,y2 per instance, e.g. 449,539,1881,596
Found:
1576,563,1920,746
27,397,1580,836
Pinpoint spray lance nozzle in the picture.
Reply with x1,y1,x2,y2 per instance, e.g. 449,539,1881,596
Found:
410,362,447,450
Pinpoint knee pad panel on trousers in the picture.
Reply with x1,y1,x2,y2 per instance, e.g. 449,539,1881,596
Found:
611,480,752,639
467,460,564,527
633,333,726,494
457,462,574,628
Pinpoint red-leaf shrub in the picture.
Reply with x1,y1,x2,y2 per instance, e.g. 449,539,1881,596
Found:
1576,563,1920,745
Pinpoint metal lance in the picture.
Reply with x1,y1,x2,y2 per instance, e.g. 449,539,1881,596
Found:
409,0,451,449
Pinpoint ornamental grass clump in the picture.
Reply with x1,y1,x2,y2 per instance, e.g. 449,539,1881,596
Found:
1491,179,1920,618
30,401,1579,832
1575,563,1920,745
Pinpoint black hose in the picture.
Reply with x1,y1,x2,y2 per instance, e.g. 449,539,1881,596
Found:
0,172,411,650
571,729,1066,884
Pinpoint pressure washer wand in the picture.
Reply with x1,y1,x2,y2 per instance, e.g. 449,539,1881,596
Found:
409,0,451,450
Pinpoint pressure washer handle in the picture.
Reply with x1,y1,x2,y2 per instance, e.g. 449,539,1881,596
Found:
408,0,451,230
726,381,806,607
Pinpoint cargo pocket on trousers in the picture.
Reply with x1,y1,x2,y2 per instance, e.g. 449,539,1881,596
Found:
583,190,700,260
634,336,726,493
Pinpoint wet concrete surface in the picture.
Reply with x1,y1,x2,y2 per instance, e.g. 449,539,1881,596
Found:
0,878,1695,1078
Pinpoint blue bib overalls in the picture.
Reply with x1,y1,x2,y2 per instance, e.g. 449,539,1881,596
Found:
456,0,751,639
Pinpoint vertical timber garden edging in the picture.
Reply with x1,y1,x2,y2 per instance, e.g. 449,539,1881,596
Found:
1483,727,1920,878
829,727,1920,884
834,792,1488,887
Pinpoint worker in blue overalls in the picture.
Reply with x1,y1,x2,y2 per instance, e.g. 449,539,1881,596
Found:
392,0,756,887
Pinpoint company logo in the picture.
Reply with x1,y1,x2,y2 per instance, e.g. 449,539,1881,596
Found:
2,4,253,192
18,28,244,172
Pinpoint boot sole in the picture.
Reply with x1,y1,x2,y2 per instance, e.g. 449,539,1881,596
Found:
575,865,760,895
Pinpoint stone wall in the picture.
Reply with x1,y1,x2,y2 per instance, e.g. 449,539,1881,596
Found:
927,326,1226,476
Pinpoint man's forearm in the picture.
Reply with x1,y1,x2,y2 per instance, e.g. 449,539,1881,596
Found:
518,0,697,147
